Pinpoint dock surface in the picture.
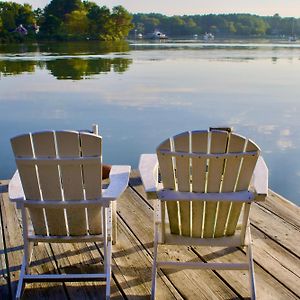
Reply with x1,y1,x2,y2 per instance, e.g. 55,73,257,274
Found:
0,171,299,299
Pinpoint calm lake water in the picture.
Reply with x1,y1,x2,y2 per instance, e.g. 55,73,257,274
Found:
0,40,299,205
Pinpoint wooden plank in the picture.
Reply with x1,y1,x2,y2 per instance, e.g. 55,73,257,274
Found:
0,180,10,300
49,242,123,299
250,226,300,296
259,190,300,229
111,212,181,299
192,242,298,300
118,186,239,299
0,187,66,299
250,203,300,257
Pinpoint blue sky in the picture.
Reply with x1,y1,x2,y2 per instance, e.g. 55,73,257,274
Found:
2,0,300,17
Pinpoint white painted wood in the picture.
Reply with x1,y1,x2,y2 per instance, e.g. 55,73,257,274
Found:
157,138,179,234
226,138,260,236
236,139,260,191
215,134,246,237
9,127,130,299
174,132,190,236
11,134,47,235
251,156,268,200
32,131,67,236
158,149,258,159
174,132,190,192
140,129,268,300
156,261,249,270
139,154,159,193
80,132,102,235
204,131,228,238
191,131,208,237
56,131,87,236
164,231,243,247
158,189,254,202
102,165,131,199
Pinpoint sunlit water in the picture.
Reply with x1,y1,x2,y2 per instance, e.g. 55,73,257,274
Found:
0,40,299,204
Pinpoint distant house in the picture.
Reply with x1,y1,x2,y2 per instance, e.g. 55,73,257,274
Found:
15,24,28,35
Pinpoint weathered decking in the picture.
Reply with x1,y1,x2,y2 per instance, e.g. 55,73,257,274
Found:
0,171,299,299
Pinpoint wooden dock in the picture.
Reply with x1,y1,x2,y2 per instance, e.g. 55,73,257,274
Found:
0,171,299,299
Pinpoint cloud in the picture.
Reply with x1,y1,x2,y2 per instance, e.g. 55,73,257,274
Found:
257,124,277,135
277,137,294,150
280,129,290,136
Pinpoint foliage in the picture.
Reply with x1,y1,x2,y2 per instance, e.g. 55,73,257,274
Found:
0,0,133,42
1,1,300,43
132,13,300,38
0,1,37,42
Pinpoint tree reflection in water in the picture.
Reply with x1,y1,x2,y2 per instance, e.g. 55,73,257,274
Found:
0,57,132,79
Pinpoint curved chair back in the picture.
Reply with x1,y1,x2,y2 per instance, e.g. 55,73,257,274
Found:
156,130,260,238
11,131,103,236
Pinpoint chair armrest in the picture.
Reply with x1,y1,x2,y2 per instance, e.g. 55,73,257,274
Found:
139,154,159,192
8,170,25,204
251,156,268,201
102,165,131,200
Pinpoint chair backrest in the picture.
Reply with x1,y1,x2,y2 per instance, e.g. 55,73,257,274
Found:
156,130,260,238
11,131,103,236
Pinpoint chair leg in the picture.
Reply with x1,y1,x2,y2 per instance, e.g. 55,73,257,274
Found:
112,201,117,245
16,256,26,300
247,239,256,299
151,224,159,300
105,240,112,300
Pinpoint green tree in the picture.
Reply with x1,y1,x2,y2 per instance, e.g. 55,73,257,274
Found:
65,9,88,35
110,6,133,40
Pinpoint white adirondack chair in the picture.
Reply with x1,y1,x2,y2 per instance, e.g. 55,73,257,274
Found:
8,125,131,299
139,129,268,300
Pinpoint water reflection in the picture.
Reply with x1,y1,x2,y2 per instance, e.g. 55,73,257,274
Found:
0,60,37,75
0,57,132,79
0,41,130,56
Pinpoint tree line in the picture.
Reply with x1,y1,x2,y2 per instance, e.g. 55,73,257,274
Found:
132,13,299,37
0,0,133,42
0,0,299,43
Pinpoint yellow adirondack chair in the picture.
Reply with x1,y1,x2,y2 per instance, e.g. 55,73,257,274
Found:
9,125,131,299
139,129,268,300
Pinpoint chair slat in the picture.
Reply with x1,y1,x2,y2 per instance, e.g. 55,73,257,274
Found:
204,131,228,238
32,132,67,236
215,134,246,238
191,131,208,192
80,132,102,235
191,131,208,237
11,134,47,235
174,132,190,236
56,131,87,236
157,139,176,189
157,138,178,234
236,140,259,191
226,203,244,236
226,138,259,236
174,132,190,192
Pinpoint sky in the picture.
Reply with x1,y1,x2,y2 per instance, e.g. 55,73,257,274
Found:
2,0,300,17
